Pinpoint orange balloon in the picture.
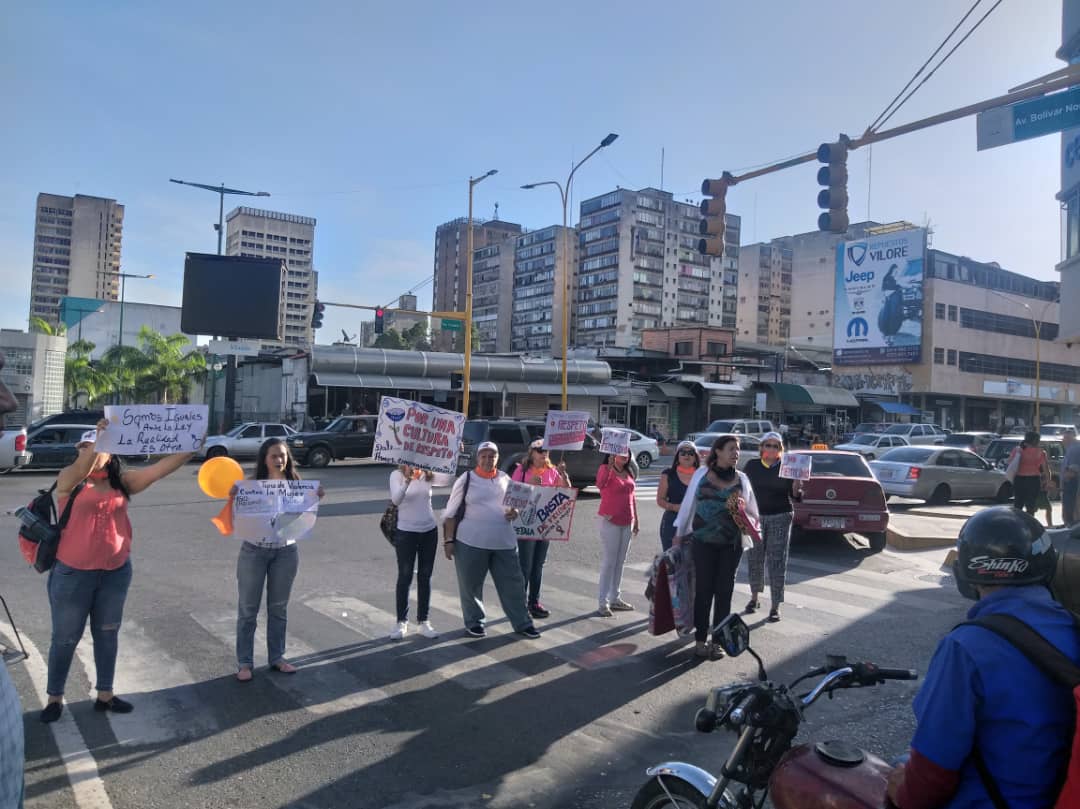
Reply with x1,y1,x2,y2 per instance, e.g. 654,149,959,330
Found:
198,456,244,499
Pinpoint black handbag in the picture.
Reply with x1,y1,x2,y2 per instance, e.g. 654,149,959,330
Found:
380,476,413,545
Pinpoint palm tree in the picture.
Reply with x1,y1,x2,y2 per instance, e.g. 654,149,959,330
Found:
64,339,109,408
30,316,66,336
98,344,150,404
134,326,206,404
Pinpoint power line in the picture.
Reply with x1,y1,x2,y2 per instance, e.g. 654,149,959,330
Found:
870,0,1004,134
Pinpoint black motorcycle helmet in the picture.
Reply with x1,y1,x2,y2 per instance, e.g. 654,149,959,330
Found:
953,506,1058,600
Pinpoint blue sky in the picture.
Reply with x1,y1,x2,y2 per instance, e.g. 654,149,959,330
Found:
0,0,1065,343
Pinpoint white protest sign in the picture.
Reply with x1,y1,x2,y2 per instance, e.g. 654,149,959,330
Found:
502,481,578,542
599,428,631,457
543,410,591,451
98,405,208,455
373,397,465,475
232,479,321,543
779,453,812,481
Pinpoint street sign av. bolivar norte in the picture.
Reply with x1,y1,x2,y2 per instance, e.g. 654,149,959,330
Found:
977,86,1080,151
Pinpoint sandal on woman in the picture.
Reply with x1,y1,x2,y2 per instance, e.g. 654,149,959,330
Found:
270,661,297,674
744,598,759,614
236,667,253,683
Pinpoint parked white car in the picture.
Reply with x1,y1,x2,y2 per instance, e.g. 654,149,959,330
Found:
833,434,910,461
882,423,948,445
197,422,297,460
603,426,660,469
0,424,31,473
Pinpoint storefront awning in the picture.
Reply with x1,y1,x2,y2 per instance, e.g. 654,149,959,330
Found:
650,382,693,399
873,401,923,415
312,372,616,397
802,385,859,408
764,383,814,404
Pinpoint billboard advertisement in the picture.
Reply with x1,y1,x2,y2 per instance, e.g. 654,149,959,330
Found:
833,228,925,366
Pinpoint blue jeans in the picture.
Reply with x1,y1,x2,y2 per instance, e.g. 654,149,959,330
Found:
659,511,677,552
452,541,532,632
46,559,133,696
236,542,299,668
517,539,550,607
1063,478,1079,526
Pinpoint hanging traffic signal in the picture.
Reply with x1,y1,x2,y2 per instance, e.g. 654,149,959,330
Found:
817,137,850,233
374,308,385,334
698,172,734,256
311,300,325,329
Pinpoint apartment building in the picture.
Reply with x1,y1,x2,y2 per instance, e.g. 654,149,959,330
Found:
0,329,67,424
225,206,317,349
29,193,123,327
574,187,739,350
511,225,577,354
432,217,522,351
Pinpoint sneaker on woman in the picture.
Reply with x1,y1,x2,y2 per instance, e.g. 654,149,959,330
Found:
390,621,408,640
418,620,439,639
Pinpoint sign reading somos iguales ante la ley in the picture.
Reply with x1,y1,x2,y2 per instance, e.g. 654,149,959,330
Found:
96,405,209,455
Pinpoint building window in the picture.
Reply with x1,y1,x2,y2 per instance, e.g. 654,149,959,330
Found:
947,349,957,366
934,347,945,365
674,341,693,356
947,305,957,322
705,341,727,356
935,303,946,319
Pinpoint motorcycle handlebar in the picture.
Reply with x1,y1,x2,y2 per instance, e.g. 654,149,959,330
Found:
873,666,919,681
728,692,756,725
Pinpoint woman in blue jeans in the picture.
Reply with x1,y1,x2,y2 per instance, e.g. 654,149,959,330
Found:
230,438,323,682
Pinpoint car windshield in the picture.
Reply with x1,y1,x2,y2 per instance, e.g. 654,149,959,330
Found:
943,434,978,446
1041,425,1069,436
705,421,735,433
849,435,877,446
853,423,881,433
800,452,871,478
462,422,488,444
224,424,247,437
983,440,1017,462
325,418,352,432
879,447,936,464
694,434,720,449
884,425,911,435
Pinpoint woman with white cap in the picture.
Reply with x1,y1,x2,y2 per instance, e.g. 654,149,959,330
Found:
512,439,571,619
39,420,199,723
442,441,541,639
656,440,700,551
742,431,798,622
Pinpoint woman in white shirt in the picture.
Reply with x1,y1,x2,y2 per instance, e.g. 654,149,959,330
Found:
388,464,452,640
442,442,541,640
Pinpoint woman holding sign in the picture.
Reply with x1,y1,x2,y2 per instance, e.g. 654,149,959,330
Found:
673,435,760,659
40,421,198,723
442,442,541,640
231,438,324,682
595,450,639,617
512,440,571,620
742,432,798,623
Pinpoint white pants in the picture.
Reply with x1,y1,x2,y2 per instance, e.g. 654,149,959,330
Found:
597,518,633,606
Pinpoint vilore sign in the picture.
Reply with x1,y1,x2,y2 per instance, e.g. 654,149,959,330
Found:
977,86,1080,151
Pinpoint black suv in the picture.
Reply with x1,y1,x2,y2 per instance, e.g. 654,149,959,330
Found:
286,415,379,468
457,419,637,486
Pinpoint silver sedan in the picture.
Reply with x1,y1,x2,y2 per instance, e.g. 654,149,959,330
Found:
869,446,1011,505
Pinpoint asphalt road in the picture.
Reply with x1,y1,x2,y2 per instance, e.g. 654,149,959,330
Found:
1,460,972,809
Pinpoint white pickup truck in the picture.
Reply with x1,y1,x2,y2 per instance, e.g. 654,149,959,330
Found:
0,425,31,473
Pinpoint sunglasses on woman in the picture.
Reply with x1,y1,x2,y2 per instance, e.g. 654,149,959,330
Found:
678,449,697,456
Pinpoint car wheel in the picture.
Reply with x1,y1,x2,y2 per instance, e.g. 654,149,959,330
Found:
928,483,951,505
307,446,332,468
995,482,1013,503
867,532,887,553
206,446,228,459
636,452,652,469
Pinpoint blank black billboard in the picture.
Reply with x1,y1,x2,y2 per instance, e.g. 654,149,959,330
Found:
181,253,285,340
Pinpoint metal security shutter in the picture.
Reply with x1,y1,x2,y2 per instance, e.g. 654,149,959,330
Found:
515,394,550,419
567,396,599,420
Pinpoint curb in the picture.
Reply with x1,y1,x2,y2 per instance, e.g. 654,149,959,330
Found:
886,525,956,551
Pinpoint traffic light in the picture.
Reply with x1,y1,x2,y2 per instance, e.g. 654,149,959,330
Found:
374,308,385,334
698,173,733,256
449,371,463,390
816,137,850,233
311,300,325,330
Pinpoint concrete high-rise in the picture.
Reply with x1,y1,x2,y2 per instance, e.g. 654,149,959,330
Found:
511,225,578,354
574,187,740,349
432,217,522,351
225,206,317,348
29,193,124,327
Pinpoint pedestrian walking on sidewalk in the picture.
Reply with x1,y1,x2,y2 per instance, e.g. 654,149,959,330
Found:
442,442,540,640
595,450,639,616
511,440,571,619
41,421,199,723
742,432,800,623
231,438,324,682
388,464,453,640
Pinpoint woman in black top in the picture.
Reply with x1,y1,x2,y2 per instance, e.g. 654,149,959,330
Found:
656,441,699,551
742,432,798,622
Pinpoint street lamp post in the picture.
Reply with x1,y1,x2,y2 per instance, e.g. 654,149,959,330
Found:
169,178,270,430
101,271,154,348
522,133,618,411
463,170,498,416
986,289,1058,429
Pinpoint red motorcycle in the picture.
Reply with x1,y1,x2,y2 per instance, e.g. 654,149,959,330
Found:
631,614,917,809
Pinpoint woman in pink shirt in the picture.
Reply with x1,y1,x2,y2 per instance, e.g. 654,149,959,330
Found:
40,421,197,723
512,440,571,619
595,450,639,616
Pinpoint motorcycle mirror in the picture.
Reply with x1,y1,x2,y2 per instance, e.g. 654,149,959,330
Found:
715,614,750,658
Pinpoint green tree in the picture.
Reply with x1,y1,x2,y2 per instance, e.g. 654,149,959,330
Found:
64,339,109,408
402,321,431,351
97,344,151,404
373,328,406,350
30,316,66,336
133,326,207,403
